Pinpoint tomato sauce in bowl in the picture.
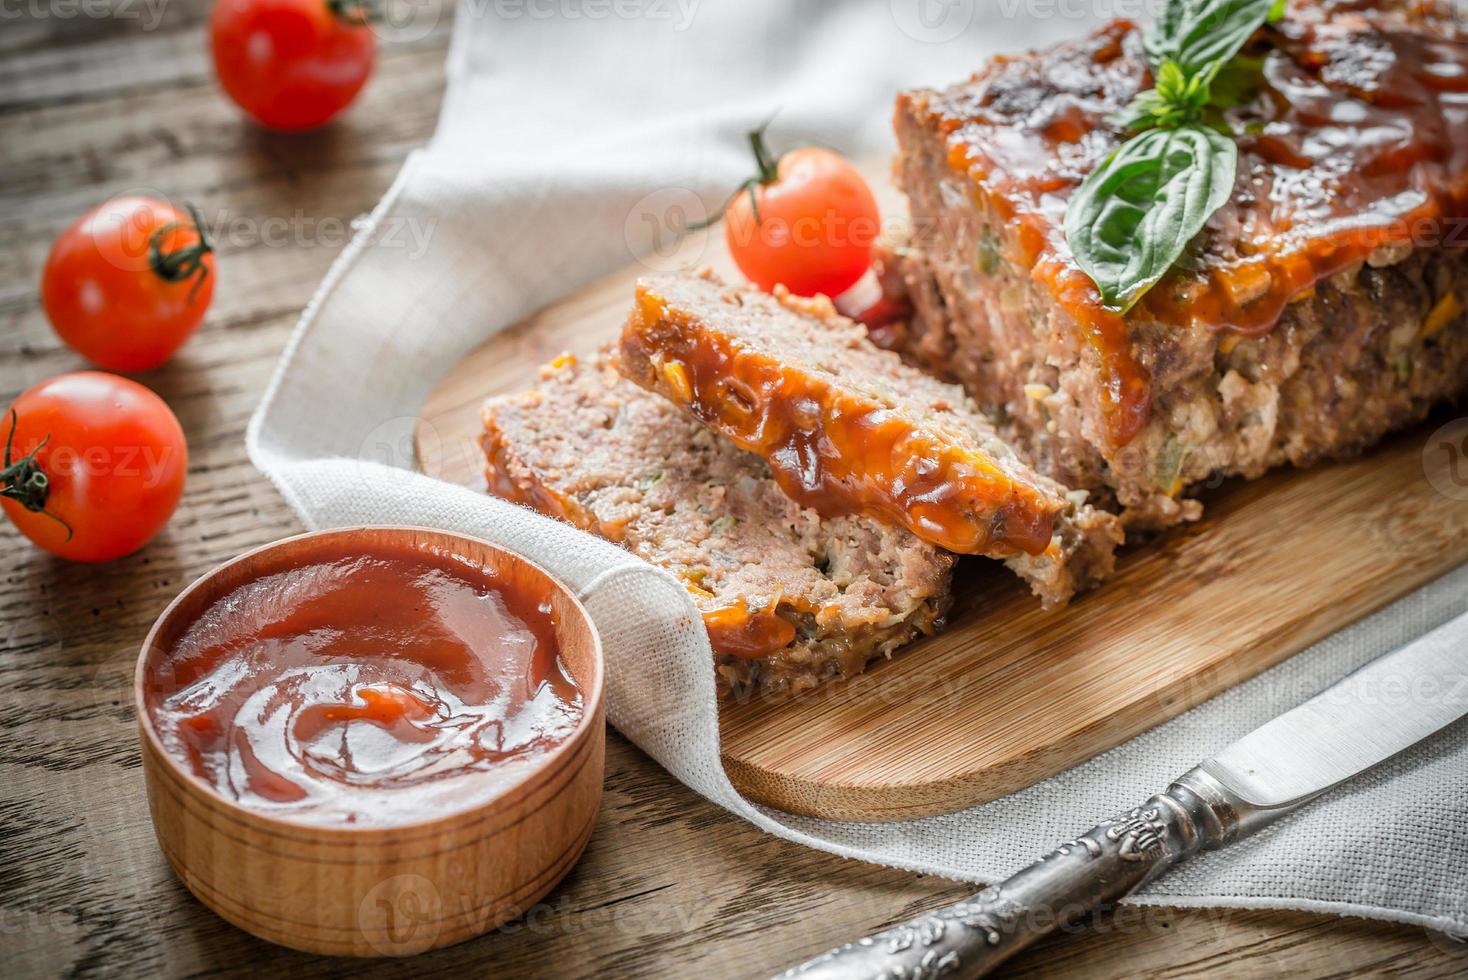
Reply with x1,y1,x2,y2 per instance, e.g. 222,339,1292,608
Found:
135,527,604,955
143,535,583,827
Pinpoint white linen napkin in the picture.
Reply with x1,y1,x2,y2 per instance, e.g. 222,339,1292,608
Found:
247,0,1468,936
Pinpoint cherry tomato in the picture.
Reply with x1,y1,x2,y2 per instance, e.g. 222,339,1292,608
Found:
210,0,376,131
1,372,187,562
716,126,881,298
41,197,215,373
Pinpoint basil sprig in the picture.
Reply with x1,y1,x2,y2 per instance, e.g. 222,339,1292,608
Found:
1146,0,1285,81
1065,0,1285,311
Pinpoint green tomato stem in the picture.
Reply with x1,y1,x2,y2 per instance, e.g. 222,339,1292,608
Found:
148,203,213,304
0,410,72,540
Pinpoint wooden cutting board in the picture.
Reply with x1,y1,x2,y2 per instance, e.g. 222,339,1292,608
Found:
415,218,1468,823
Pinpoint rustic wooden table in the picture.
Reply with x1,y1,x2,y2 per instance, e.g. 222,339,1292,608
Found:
2,4,1464,977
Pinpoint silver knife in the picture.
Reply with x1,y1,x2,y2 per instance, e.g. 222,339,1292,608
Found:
777,610,1468,979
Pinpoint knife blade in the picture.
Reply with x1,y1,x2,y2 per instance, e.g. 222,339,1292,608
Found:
778,610,1468,980
1204,612,1468,809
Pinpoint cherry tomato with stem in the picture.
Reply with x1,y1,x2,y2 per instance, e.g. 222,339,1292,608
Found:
42,196,215,373
700,123,882,299
210,0,377,131
1,372,188,563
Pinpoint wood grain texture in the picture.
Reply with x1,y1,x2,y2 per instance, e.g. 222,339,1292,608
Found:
415,209,1468,823
135,527,605,956
2,2,1464,976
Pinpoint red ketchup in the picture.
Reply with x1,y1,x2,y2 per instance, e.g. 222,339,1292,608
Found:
146,541,582,826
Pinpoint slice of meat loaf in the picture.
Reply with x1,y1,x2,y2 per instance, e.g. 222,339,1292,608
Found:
893,3,1468,529
618,270,1122,606
480,353,955,700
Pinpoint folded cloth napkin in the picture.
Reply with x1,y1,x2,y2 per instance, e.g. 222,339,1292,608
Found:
248,0,1468,935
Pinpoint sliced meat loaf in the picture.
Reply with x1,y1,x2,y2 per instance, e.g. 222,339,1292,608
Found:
893,3,1468,529
480,353,955,700
618,270,1122,607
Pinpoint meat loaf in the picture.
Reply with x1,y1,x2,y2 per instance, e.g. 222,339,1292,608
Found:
618,270,1122,606
894,0,1468,528
480,353,955,700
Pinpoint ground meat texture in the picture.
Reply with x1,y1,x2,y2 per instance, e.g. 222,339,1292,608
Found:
618,270,1122,606
480,354,955,700
893,1,1468,529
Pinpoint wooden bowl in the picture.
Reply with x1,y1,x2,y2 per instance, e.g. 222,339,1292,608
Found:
133,526,605,957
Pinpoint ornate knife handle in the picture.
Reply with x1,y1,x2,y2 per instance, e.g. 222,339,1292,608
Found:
776,768,1270,980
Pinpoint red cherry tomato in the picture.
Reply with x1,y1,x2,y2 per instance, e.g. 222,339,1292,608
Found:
41,197,215,373
1,372,187,562
210,0,376,131
717,127,881,298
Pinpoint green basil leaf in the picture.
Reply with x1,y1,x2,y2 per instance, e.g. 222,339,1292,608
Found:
1064,124,1237,311
1112,60,1214,131
1145,0,1285,81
